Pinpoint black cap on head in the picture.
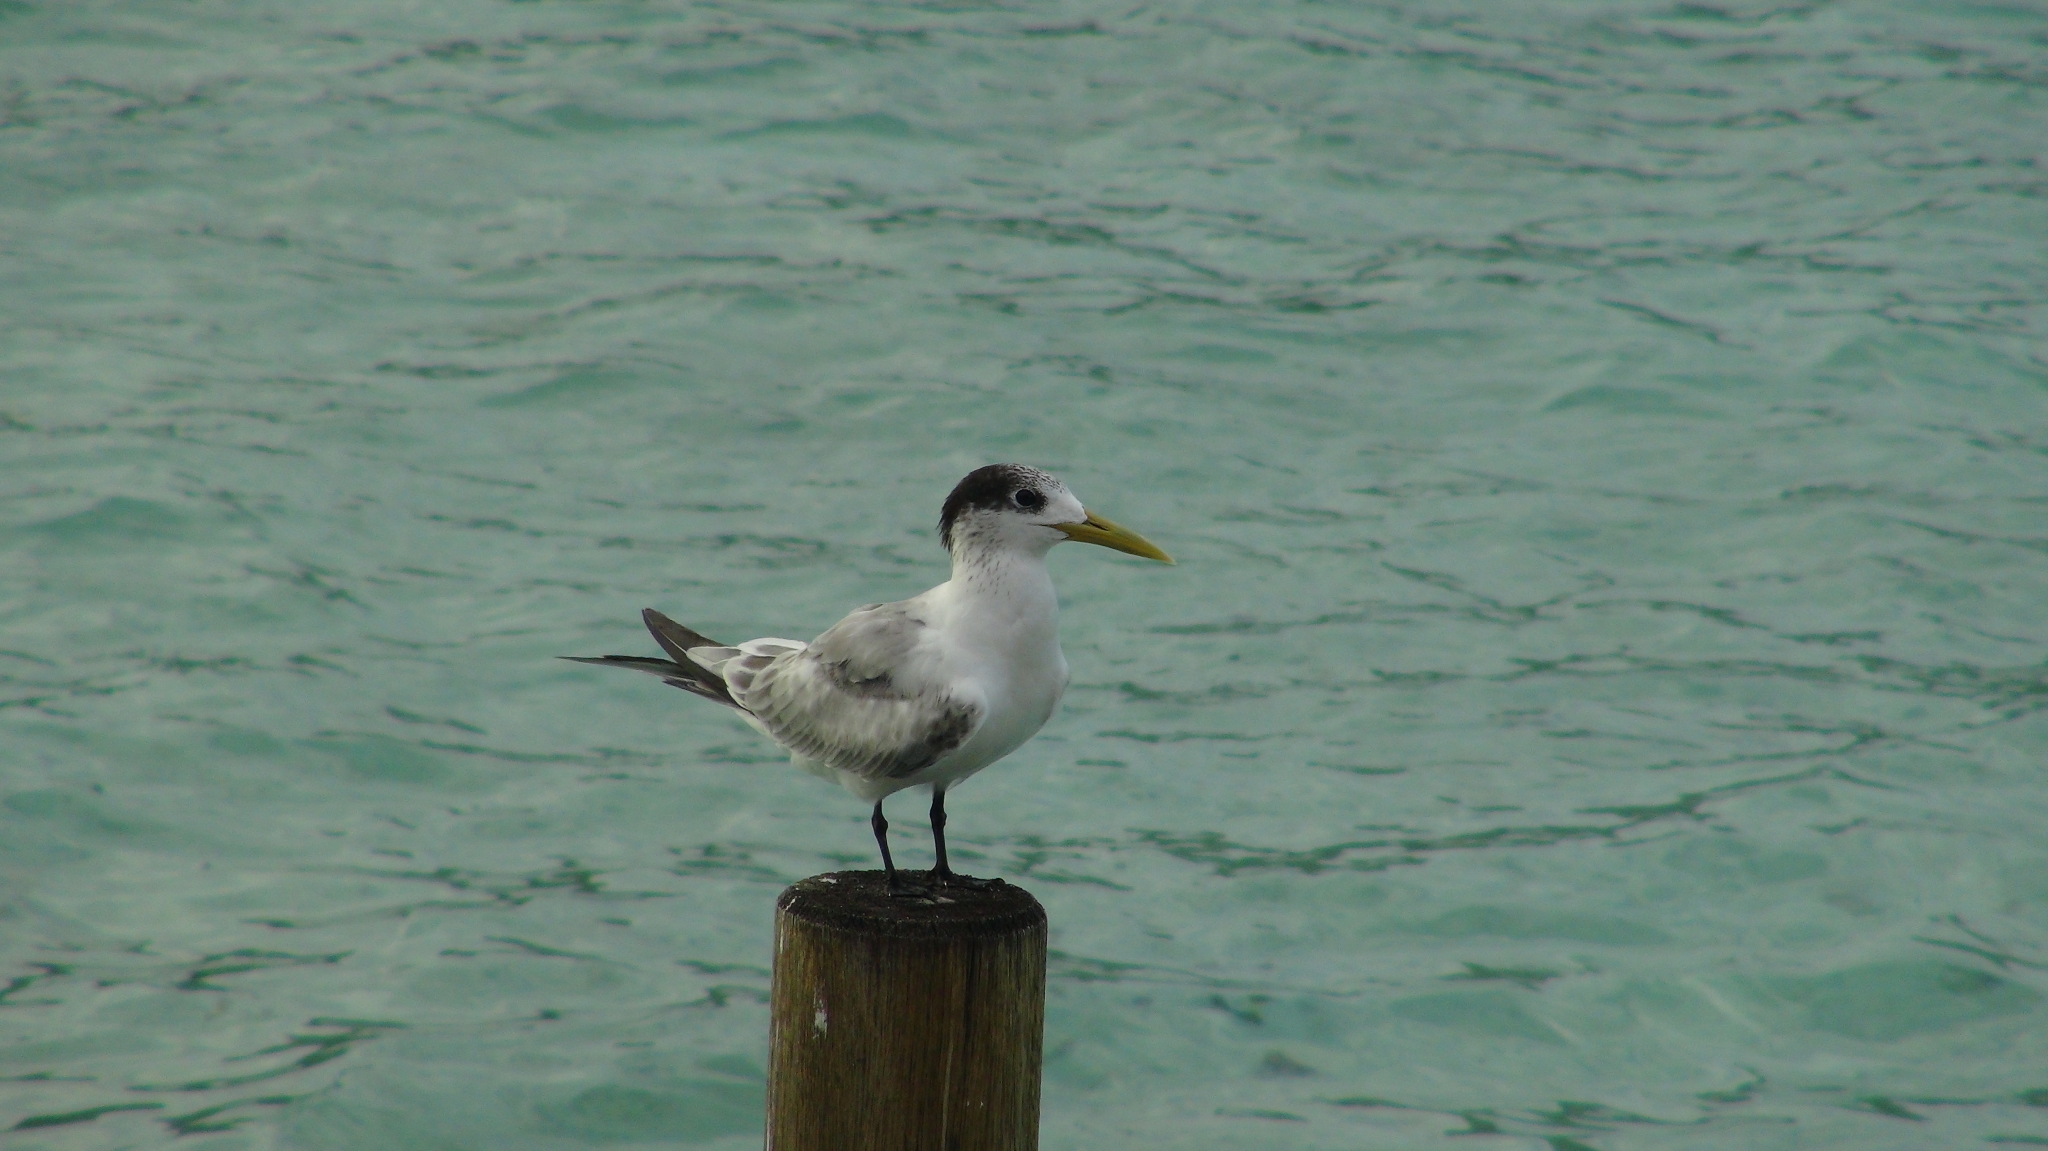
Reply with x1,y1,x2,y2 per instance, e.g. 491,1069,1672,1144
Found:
938,464,1056,551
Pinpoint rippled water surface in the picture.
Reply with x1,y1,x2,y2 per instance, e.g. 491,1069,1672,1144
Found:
5,1,2048,1147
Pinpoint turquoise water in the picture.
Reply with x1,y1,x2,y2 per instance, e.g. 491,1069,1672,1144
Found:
4,0,2047,1147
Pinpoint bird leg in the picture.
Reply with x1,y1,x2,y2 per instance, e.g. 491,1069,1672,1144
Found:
930,787,998,890
874,799,925,897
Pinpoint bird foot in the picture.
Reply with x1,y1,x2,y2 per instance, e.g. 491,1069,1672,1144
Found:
884,874,934,900
933,868,1002,891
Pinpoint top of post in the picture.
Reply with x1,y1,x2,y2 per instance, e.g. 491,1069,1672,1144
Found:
777,871,1045,940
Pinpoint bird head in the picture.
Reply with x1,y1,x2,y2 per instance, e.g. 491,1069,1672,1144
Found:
938,464,1173,564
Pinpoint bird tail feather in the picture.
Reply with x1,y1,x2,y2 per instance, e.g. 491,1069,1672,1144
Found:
641,608,725,664
559,608,745,710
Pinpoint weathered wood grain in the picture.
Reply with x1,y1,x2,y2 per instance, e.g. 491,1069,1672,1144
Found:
766,872,1047,1151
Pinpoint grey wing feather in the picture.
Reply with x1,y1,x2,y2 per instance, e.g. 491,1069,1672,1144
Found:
736,603,982,780
807,602,925,690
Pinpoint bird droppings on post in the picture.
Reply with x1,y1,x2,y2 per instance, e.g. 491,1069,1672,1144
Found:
775,871,1042,938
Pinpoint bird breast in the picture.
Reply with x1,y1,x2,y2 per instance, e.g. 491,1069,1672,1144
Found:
915,578,1068,782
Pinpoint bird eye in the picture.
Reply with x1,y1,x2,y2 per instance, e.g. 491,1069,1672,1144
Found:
1012,489,1045,511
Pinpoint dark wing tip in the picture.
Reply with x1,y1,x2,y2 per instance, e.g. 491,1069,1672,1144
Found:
562,654,679,671
561,650,745,710
641,608,725,661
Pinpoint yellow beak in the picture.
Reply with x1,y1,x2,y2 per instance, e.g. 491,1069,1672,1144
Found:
1054,511,1174,564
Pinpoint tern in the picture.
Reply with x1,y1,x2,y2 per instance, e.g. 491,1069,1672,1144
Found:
566,464,1172,894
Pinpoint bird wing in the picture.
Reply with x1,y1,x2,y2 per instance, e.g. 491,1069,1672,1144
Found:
725,602,984,781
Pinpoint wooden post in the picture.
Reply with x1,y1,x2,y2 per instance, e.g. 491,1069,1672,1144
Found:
766,871,1047,1151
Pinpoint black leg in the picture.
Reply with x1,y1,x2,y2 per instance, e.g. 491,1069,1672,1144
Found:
874,799,923,897
930,788,997,890
872,800,897,878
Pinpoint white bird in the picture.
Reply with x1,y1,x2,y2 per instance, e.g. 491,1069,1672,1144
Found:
566,464,1172,894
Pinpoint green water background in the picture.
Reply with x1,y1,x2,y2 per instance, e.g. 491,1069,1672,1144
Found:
4,1,2047,1147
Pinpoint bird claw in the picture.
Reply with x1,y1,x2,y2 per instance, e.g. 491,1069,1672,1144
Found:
885,875,934,900
933,868,1002,892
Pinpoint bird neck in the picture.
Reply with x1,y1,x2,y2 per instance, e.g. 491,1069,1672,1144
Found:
940,547,1061,642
